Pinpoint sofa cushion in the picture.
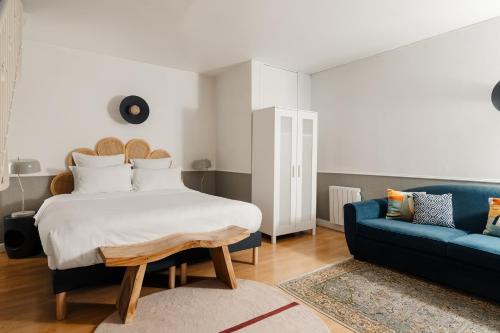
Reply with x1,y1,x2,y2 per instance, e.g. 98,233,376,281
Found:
405,185,500,233
357,218,468,256
448,234,500,272
386,189,423,221
484,198,500,238
412,193,454,228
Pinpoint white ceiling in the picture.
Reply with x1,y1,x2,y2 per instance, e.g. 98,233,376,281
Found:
22,0,500,74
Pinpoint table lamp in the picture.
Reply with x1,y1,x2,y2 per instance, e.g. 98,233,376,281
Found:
10,158,41,217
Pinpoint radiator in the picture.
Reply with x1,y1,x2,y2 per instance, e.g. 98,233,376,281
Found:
329,186,361,226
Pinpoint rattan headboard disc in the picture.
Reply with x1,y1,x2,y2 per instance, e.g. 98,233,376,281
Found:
51,137,172,196
125,139,151,162
95,137,125,159
148,149,171,159
51,171,74,196
65,148,97,168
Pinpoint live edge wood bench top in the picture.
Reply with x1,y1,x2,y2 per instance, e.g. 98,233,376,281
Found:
99,226,250,267
98,226,251,324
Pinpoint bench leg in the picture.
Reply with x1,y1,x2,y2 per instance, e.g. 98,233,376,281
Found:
168,266,176,289
117,264,146,324
210,245,237,289
252,247,259,265
180,263,187,285
55,292,67,320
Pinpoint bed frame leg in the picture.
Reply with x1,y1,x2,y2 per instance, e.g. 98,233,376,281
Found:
55,292,67,320
168,266,176,289
180,263,187,285
252,247,259,265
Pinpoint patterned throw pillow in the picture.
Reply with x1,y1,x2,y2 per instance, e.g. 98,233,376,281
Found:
386,189,423,221
484,198,500,237
412,193,455,228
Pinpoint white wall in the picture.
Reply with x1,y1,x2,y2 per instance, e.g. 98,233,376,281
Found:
251,62,311,110
215,61,252,173
312,17,500,182
9,41,216,174
215,60,311,174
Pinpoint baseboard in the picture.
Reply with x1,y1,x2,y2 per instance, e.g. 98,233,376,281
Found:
0,243,4,253
316,218,344,233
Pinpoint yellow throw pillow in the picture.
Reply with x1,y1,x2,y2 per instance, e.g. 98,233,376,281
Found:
386,189,420,221
484,198,500,237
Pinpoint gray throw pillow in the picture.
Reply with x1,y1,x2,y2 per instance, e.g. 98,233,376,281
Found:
412,193,455,228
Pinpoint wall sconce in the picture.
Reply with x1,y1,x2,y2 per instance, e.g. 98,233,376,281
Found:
491,81,500,111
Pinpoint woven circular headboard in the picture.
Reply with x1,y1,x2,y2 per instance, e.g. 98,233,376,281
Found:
50,137,171,195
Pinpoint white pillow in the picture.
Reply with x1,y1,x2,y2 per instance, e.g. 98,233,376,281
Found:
131,158,173,169
72,152,125,167
132,167,185,191
72,164,132,194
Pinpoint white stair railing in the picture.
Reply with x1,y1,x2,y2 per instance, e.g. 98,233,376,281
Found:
0,0,23,191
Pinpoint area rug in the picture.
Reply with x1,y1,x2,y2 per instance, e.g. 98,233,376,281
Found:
279,258,500,333
95,279,329,332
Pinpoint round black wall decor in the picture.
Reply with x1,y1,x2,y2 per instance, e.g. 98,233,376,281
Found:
119,95,150,124
492,81,500,111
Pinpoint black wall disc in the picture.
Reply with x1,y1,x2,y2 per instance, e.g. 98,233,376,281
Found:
119,95,150,124
492,82,500,111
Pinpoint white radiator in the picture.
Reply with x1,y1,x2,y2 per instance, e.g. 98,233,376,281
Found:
329,186,361,226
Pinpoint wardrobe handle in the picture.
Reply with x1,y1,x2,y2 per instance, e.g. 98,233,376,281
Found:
292,165,295,178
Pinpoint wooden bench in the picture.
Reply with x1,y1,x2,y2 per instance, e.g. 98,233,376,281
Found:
97,226,250,324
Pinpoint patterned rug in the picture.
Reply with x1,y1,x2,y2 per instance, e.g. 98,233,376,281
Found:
279,259,500,333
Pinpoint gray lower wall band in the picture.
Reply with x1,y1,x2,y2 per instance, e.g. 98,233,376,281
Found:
2,171,498,243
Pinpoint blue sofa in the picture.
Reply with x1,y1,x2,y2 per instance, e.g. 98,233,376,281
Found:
344,184,500,303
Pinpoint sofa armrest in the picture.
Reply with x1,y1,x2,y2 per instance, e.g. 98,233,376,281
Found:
343,199,388,255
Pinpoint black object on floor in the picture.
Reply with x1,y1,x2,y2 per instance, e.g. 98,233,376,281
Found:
4,214,42,258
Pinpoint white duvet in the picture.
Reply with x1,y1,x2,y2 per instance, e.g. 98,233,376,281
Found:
35,189,262,270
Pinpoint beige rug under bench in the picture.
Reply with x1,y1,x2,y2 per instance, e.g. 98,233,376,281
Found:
279,259,500,333
95,279,328,333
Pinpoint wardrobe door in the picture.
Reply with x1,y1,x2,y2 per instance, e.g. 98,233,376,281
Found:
276,110,298,235
295,111,318,230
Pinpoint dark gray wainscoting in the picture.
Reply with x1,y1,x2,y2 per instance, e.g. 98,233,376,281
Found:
0,176,53,225
212,171,500,222
0,171,216,243
183,171,216,195
3,170,495,243
214,171,252,202
317,172,500,220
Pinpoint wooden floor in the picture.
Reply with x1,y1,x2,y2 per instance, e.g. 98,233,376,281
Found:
0,227,353,333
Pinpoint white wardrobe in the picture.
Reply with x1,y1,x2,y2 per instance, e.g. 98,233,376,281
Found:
252,107,318,244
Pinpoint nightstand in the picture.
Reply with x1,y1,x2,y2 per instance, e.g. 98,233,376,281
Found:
4,214,42,258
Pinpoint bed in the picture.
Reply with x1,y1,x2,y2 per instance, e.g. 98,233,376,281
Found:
36,137,262,318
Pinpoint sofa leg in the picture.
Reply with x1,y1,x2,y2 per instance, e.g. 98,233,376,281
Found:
55,292,67,320
168,266,176,289
180,263,187,285
252,247,259,265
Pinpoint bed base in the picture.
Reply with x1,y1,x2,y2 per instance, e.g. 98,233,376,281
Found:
55,265,183,321
53,232,261,320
